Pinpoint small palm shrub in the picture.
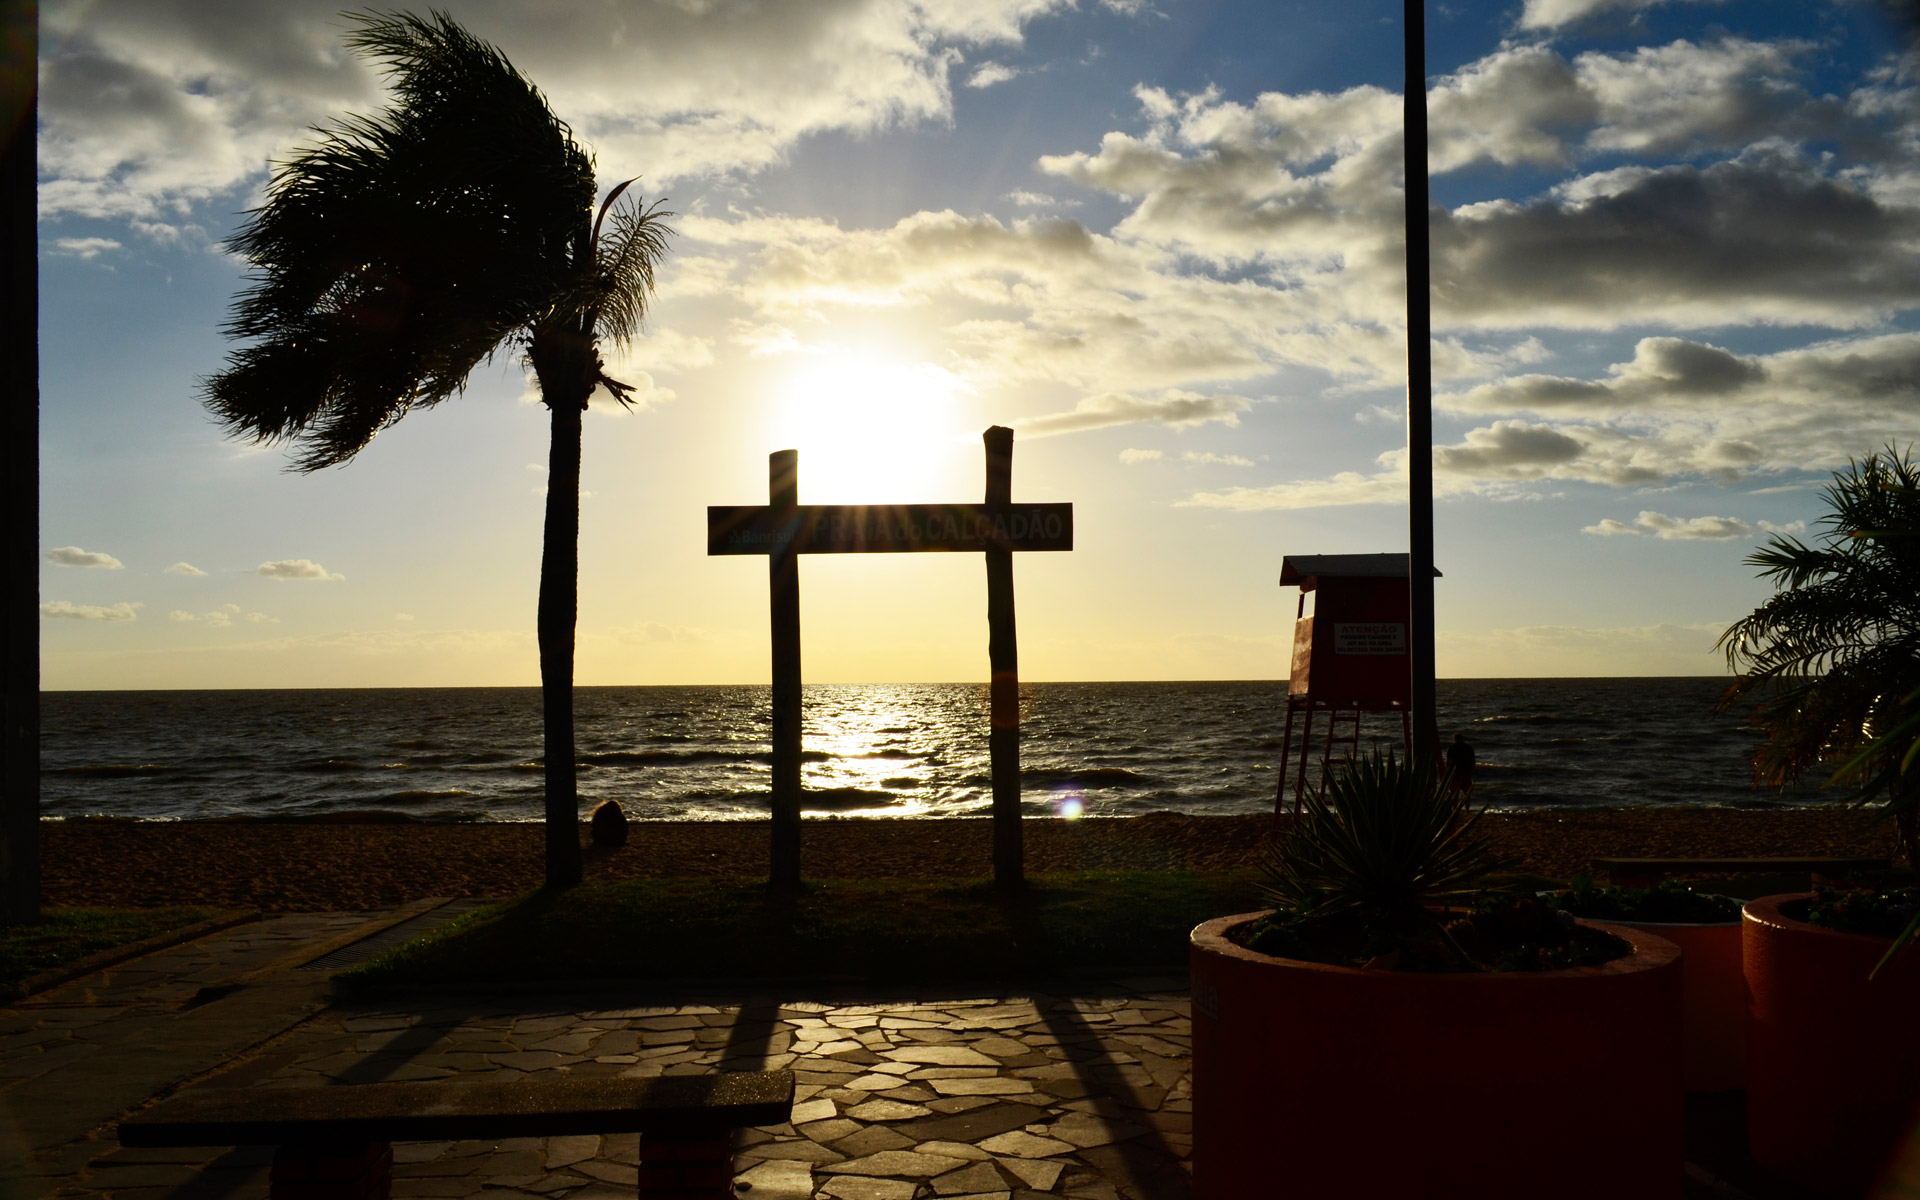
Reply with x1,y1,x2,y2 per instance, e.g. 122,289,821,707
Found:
1718,445,1920,869
1239,750,1627,972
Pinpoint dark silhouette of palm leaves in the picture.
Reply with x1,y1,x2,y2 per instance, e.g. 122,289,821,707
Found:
200,10,673,888
205,9,671,469
1718,445,1920,865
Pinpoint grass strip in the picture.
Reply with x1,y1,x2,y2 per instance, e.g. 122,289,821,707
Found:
0,907,223,993
339,870,1266,991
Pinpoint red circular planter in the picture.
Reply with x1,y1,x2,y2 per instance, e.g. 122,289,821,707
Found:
1609,917,1744,1092
1744,893,1920,1197
1190,912,1684,1200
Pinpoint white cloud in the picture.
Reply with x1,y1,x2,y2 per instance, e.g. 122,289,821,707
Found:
172,602,253,629
1180,461,1409,511
1006,189,1077,208
1013,390,1250,437
395,613,415,622
1582,518,1640,536
684,208,1333,393
1429,39,1836,174
255,558,343,581
1435,332,1920,488
1434,157,1920,330
41,600,141,621
1584,511,1807,539
968,61,1021,89
51,236,122,259
1585,510,1752,539
37,0,1077,220
1518,0,1723,32
164,561,206,576
46,545,123,569
1120,448,1164,464
1182,451,1254,467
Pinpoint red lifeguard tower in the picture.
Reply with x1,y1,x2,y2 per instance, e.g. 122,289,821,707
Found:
1276,553,1441,812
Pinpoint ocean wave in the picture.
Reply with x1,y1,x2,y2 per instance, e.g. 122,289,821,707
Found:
581,749,754,766
48,763,175,776
802,787,904,811
1022,766,1157,789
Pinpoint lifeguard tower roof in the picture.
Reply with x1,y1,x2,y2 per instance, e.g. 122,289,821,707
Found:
1279,553,1442,588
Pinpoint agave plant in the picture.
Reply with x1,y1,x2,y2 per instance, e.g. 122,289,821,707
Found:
1246,749,1513,968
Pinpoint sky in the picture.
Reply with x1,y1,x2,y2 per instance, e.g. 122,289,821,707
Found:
31,0,1920,690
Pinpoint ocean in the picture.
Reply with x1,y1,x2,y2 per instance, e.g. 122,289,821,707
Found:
37,679,1827,823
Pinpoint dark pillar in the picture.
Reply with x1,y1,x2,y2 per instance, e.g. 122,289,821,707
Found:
1,11,38,926
768,450,802,888
1404,0,1438,765
984,427,1023,887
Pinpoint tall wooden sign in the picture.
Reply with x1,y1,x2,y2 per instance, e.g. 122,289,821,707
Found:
708,427,1073,888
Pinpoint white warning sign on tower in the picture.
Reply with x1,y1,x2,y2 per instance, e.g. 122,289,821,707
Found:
1333,622,1407,655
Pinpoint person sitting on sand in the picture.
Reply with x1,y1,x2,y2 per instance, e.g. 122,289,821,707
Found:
1447,731,1475,799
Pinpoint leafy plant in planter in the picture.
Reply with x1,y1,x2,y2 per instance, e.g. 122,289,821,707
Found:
1546,877,1743,925
1807,883,1920,977
1188,748,1686,1199
1237,749,1628,972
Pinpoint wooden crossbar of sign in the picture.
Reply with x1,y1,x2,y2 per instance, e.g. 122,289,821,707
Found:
706,503,1073,555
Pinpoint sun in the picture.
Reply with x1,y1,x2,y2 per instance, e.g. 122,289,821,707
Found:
764,347,968,502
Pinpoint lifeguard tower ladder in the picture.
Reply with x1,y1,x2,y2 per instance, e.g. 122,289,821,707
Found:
1276,553,1441,813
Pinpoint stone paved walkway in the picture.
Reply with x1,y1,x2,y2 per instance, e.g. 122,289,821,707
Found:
62,980,1195,1200
0,901,475,1197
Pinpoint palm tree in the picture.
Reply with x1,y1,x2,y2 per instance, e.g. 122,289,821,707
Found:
203,10,672,888
1717,445,1920,869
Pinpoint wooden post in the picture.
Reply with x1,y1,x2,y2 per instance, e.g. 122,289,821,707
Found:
1404,0,1438,764
768,450,802,888
984,427,1023,887
1,55,37,925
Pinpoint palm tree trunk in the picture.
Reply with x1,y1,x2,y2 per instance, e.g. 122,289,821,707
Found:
539,396,584,889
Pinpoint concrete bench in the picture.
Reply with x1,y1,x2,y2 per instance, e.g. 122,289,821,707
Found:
1592,856,1892,889
118,1071,793,1200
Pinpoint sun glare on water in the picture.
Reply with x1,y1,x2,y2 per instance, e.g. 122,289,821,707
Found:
765,348,967,503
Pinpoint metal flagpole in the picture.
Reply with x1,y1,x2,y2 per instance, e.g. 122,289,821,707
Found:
1405,0,1438,764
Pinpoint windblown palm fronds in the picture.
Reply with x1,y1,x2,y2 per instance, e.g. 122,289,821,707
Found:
201,9,673,887
1718,445,1920,868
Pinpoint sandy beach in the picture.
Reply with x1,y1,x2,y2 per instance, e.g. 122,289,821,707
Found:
35,808,1909,911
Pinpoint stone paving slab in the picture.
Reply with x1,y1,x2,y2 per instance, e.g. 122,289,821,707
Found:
47,978,1195,1200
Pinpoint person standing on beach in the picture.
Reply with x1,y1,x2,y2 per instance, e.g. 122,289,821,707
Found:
1447,732,1475,800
